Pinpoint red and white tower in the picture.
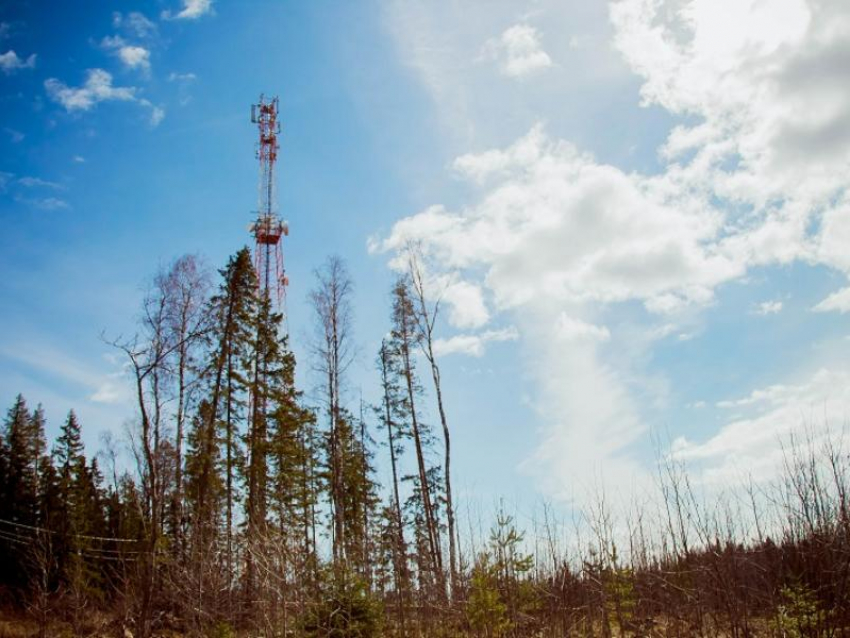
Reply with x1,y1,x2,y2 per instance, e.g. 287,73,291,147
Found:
250,94,289,318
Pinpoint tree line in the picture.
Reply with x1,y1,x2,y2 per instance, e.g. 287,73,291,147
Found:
1,247,849,637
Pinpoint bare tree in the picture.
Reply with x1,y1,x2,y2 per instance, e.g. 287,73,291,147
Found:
309,255,355,566
158,255,211,550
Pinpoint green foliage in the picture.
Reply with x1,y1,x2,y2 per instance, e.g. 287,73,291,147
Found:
466,556,511,638
300,570,383,638
770,583,830,638
209,621,237,638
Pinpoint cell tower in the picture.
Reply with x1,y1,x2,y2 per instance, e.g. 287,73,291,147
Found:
250,94,289,317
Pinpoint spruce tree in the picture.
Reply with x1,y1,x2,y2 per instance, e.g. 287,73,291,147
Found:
185,248,255,589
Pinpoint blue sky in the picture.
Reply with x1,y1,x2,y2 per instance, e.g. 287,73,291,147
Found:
2,0,850,517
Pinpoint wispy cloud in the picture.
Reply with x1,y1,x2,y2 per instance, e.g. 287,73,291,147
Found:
14,195,70,211
0,341,129,406
4,127,24,143
168,72,197,82
481,24,552,78
675,368,850,486
0,50,36,73
17,176,64,190
162,0,214,21
753,300,783,316
112,11,157,38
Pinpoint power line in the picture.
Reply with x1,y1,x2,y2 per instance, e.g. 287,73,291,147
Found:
0,517,141,544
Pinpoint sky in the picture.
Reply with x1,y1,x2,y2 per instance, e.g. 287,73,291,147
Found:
2,0,850,520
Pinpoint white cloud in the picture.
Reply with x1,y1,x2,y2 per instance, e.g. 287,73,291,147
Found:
72,155,86,163
45,68,163,126
482,24,553,78
168,72,197,82
45,69,136,111
556,314,611,342
433,327,518,357
17,176,63,190
442,280,489,329
0,341,129,406
813,287,850,314
162,0,214,20
754,300,783,315
612,0,850,208
0,50,35,73
377,0,850,507
118,45,151,71
112,11,156,38
674,368,850,486
375,124,740,312
102,36,151,72
16,196,70,211
146,103,166,127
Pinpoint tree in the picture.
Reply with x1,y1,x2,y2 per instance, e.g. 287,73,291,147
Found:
390,277,445,597
376,339,411,621
406,242,459,597
309,256,355,566
1,395,39,588
159,255,211,549
188,248,256,585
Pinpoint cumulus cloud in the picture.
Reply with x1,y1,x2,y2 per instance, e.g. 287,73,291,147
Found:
377,0,850,505
0,50,35,73
45,69,136,111
162,0,214,20
433,327,518,357
45,69,164,126
482,24,553,77
375,124,739,313
442,280,489,329
101,36,151,72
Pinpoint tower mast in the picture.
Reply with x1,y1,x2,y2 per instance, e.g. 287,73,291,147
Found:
250,94,288,320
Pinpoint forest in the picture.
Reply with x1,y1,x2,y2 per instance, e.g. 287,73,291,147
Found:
1,246,849,638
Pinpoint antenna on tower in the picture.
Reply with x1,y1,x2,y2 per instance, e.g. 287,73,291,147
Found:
250,94,289,327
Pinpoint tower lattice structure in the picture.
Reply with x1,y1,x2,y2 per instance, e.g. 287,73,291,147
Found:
250,94,289,319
